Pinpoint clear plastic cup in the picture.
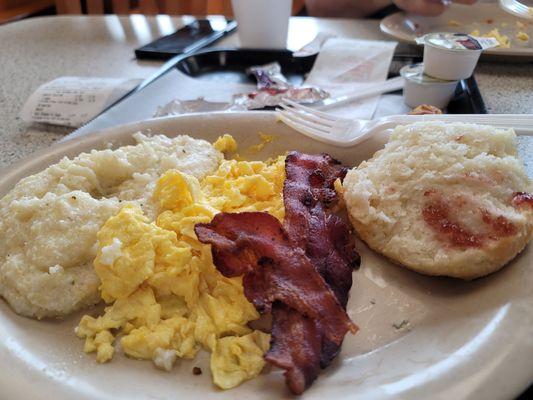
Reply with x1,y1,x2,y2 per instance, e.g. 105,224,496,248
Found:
231,0,292,49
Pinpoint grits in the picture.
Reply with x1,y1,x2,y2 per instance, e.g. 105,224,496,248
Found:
0,133,222,319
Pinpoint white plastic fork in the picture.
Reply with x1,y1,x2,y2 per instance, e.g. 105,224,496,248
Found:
278,99,533,147
314,76,405,110
499,0,533,21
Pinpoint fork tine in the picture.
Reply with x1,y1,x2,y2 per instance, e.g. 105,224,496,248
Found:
282,98,342,122
277,112,337,142
279,103,337,129
279,103,352,134
277,108,332,134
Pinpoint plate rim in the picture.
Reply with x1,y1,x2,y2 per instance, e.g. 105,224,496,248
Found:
0,111,532,400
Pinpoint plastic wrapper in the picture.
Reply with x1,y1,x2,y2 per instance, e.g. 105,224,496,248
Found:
247,62,291,91
233,87,328,109
154,97,245,117
235,62,329,109
155,62,330,115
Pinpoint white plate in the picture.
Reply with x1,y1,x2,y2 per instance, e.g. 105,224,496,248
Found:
1,112,532,400
380,3,533,58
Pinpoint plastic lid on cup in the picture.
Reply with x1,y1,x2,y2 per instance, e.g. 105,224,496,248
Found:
416,33,499,51
400,63,456,84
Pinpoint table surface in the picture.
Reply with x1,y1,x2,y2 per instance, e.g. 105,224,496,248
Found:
0,14,531,400
0,14,531,170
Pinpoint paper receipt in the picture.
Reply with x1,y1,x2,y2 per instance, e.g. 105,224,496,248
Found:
20,77,141,128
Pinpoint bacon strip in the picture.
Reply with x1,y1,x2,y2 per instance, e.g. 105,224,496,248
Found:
194,152,360,394
265,152,359,390
194,212,356,344
283,152,359,308
265,303,322,394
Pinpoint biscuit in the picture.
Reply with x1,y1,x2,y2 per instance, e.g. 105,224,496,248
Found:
343,122,532,279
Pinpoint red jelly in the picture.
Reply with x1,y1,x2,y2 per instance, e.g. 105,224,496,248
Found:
512,192,533,208
422,200,482,248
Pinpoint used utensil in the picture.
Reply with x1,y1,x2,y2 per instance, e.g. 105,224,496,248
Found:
499,0,533,20
314,76,405,110
278,99,533,147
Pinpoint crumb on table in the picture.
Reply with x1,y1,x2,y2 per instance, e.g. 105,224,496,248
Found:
517,32,530,41
448,20,461,27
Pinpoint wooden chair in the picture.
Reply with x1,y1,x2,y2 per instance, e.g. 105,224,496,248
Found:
55,0,303,16
1,0,54,24
55,0,222,15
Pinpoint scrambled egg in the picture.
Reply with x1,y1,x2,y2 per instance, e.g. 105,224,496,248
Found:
77,135,285,389
516,32,530,42
471,28,511,48
213,134,238,154
247,133,276,154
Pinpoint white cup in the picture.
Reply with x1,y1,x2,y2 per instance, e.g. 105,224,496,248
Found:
401,64,458,109
421,33,483,80
231,0,292,49
423,44,482,81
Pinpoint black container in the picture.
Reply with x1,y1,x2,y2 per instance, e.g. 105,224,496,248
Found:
135,47,487,114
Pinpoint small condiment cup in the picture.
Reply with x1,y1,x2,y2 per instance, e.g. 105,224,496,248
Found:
231,0,292,49
421,33,483,80
400,63,458,109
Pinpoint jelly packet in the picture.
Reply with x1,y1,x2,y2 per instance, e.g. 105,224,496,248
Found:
234,62,329,109
247,62,291,91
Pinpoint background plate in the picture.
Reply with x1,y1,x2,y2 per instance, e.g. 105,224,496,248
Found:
0,112,532,400
380,2,533,58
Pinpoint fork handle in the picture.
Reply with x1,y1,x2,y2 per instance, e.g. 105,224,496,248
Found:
317,77,405,111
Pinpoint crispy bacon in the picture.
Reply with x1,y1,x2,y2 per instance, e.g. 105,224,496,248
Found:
408,104,443,115
265,152,359,390
194,212,356,343
265,303,322,394
194,152,360,395
283,152,359,307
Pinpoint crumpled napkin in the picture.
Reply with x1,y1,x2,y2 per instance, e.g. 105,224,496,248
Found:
156,37,401,120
